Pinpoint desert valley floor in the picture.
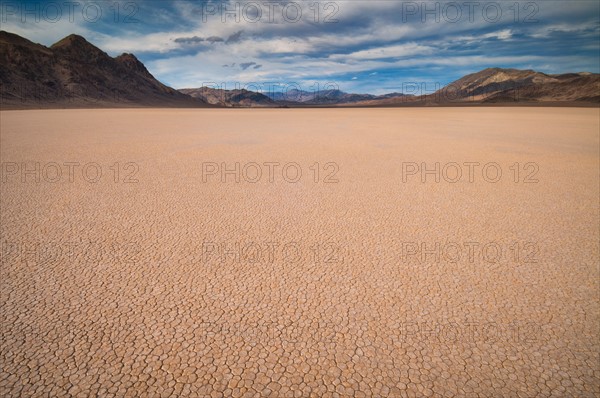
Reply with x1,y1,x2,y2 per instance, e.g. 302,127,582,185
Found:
0,108,599,397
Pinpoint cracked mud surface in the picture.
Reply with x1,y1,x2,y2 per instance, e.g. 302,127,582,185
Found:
1,108,599,397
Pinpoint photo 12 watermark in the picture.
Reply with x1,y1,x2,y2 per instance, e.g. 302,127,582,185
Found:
398,241,540,265
395,320,541,344
1,161,140,183
0,241,142,266
0,1,140,24
198,240,350,265
401,162,539,183
201,162,339,183
397,1,539,24
194,1,339,24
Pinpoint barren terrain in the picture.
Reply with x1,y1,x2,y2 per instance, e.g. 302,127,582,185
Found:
1,108,599,397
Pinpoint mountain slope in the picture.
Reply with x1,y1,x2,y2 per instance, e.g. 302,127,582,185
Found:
180,87,277,107
435,68,600,103
344,68,599,107
0,31,206,108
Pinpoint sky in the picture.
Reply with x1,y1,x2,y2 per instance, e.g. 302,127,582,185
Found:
2,0,599,94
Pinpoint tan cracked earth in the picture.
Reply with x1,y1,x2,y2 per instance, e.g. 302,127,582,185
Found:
0,108,599,397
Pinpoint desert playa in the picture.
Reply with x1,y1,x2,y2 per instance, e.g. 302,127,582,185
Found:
1,107,599,397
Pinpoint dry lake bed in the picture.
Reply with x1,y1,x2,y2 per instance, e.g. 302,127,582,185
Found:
0,108,599,397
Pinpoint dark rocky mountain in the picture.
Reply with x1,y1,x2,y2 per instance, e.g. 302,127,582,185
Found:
0,31,206,108
180,87,276,107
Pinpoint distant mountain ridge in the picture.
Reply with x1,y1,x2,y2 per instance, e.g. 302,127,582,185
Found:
277,89,375,104
264,89,414,105
0,30,206,108
1,31,598,109
179,87,276,107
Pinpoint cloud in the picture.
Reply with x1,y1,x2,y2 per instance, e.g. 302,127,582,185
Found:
226,31,243,44
492,30,513,41
529,21,600,39
173,31,243,47
174,36,204,44
330,43,435,61
206,36,225,43
453,29,513,44
240,62,257,70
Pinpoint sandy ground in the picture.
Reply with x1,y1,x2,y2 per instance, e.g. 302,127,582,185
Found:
0,108,598,397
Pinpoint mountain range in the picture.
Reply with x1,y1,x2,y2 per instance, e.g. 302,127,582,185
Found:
179,87,275,107
348,68,600,106
1,31,598,109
